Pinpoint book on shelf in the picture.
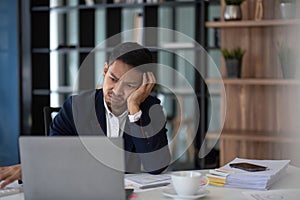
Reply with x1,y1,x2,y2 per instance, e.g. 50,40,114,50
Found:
207,157,290,190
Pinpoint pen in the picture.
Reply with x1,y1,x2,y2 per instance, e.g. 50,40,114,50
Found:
139,182,170,189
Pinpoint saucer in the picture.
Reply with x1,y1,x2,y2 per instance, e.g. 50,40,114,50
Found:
162,188,209,199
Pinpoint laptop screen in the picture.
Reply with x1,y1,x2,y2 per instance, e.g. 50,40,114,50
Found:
19,136,126,200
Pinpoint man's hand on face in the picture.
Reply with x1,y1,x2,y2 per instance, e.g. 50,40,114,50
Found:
0,164,22,189
127,72,156,115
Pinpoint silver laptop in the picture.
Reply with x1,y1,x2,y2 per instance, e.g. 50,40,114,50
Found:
19,136,127,200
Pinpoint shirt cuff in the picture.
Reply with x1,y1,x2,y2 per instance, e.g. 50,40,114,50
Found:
128,110,142,123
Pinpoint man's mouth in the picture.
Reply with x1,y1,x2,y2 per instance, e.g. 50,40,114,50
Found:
109,94,123,104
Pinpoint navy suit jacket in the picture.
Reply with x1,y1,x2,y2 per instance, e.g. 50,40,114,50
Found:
50,89,170,174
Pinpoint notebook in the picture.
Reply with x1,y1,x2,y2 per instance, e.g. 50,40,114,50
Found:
19,136,128,200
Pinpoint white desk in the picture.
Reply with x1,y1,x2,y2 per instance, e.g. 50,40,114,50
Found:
3,166,300,200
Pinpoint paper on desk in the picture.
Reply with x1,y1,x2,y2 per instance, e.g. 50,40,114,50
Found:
220,158,290,190
222,158,290,176
0,180,22,189
125,173,171,191
243,189,300,200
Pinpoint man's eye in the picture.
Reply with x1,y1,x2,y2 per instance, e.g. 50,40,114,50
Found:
110,77,117,82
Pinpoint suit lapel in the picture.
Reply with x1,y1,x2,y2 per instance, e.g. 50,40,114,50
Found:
95,89,107,136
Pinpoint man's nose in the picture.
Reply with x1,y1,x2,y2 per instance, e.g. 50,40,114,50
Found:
112,81,123,96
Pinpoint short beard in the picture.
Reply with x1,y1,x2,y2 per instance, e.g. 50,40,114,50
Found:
106,98,127,116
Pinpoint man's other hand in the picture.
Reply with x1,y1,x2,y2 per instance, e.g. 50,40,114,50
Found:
0,164,22,189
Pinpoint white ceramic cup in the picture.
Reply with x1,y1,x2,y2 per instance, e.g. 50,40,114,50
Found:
171,171,209,196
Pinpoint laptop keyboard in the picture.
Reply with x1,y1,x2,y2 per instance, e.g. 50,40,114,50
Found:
0,188,22,197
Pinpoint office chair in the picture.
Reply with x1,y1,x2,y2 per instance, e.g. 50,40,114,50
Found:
43,106,61,136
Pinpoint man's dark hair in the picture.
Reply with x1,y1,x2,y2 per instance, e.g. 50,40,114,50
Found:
108,42,153,69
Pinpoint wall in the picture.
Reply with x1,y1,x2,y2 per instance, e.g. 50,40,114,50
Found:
0,0,19,166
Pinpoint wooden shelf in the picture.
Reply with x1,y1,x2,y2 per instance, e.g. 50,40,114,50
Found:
207,130,300,143
205,78,300,85
205,19,300,28
206,1,300,166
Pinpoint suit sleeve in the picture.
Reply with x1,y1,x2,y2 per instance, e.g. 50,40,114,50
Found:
50,97,77,136
128,98,171,174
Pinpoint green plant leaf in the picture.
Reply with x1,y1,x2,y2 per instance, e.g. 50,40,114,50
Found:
221,47,245,60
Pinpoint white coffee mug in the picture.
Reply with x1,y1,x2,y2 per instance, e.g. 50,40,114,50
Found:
171,171,209,196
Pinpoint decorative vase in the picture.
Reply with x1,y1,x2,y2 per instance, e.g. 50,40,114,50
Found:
225,59,242,78
224,5,242,21
280,3,296,19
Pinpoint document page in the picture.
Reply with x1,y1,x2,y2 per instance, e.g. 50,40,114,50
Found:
125,173,171,191
243,189,300,200
219,158,290,190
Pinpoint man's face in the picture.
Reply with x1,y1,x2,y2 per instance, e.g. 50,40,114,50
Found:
102,60,143,114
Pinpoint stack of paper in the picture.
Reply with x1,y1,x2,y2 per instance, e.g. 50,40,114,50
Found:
125,173,171,191
218,158,290,190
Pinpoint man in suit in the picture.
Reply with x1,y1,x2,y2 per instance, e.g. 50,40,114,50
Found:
0,42,170,189
50,42,170,173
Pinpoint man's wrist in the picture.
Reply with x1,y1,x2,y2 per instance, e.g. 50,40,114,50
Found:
128,110,142,122
128,104,140,115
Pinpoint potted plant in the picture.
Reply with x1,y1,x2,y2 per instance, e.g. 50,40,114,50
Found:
224,0,245,21
279,0,296,19
221,47,245,78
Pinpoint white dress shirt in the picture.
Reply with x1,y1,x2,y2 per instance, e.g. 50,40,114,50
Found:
103,99,128,137
103,99,142,137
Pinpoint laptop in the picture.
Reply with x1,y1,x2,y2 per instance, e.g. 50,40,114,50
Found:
19,136,129,200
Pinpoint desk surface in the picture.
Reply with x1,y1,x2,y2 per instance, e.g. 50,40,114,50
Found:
3,166,300,200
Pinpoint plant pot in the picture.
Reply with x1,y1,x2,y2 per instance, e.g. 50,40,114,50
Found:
224,5,242,21
280,3,296,19
225,59,242,78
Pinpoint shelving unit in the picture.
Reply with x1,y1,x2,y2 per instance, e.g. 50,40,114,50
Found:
207,130,300,165
21,0,211,169
206,19,300,28
207,130,300,143
206,78,300,86
206,0,300,166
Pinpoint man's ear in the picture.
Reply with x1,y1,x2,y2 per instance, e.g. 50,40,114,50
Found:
103,62,109,76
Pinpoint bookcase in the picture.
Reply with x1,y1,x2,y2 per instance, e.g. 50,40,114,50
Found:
20,0,212,169
205,0,300,166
